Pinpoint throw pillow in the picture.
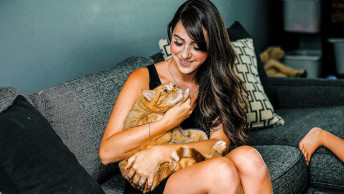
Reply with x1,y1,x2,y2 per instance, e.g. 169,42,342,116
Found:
159,39,171,60
157,21,284,129
231,38,284,129
227,21,279,108
0,95,104,194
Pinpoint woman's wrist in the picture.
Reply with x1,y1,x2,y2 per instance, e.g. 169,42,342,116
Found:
153,145,175,164
157,116,177,132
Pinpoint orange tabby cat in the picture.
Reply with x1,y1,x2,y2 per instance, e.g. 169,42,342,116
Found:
119,82,226,193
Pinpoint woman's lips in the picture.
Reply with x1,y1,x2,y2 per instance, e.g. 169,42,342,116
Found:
179,58,192,67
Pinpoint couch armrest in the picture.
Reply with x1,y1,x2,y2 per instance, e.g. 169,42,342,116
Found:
269,77,344,109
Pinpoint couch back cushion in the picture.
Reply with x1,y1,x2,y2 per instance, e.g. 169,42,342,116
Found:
0,87,30,112
29,56,153,182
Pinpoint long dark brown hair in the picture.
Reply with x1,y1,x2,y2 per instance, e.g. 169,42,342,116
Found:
168,0,248,145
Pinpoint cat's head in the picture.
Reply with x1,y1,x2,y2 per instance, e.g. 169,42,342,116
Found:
142,83,184,113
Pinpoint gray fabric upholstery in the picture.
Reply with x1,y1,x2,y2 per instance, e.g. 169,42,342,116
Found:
28,56,154,183
304,187,344,194
255,145,308,194
101,174,125,194
247,106,344,191
247,106,344,147
310,154,344,190
0,87,31,112
270,77,344,109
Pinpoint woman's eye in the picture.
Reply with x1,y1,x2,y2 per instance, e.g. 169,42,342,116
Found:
193,46,201,51
174,41,183,46
163,89,168,93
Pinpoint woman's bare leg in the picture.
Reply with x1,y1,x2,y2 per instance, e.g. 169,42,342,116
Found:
299,127,344,165
164,157,243,194
226,146,273,194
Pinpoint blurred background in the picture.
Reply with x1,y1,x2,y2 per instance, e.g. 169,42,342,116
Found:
1,0,343,94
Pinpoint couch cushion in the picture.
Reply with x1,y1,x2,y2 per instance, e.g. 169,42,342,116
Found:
247,106,344,190
101,174,125,194
255,145,308,194
0,95,104,194
304,186,344,193
28,56,154,183
309,151,344,191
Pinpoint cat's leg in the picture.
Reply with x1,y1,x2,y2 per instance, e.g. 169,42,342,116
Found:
211,140,226,157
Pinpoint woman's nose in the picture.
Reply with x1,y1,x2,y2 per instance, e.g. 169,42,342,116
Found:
181,45,191,59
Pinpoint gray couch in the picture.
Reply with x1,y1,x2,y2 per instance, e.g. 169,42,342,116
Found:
1,55,343,194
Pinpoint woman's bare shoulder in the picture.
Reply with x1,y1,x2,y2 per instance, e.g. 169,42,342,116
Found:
125,67,150,88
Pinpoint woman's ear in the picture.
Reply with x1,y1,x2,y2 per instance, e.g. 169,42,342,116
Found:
142,90,155,101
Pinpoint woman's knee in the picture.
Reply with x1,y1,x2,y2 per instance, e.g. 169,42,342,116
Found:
227,146,269,179
204,157,242,191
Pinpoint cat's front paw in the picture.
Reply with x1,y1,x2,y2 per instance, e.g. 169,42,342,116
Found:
213,140,226,156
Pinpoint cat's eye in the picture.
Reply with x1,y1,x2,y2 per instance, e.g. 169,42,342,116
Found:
163,89,168,93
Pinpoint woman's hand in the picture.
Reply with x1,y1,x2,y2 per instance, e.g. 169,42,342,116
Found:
126,146,165,190
162,90,192,128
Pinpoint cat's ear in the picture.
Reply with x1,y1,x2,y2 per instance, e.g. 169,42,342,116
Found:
142,90,155,101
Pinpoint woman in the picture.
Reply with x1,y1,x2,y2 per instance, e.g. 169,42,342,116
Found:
99,0,273,193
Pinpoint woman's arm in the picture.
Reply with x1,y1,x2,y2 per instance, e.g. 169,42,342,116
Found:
99,67,193,165
125,123,230,188
156,123,231,164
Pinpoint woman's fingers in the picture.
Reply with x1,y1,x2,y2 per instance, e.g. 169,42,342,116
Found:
146,176,154,191
126,153,137,169
128,168,136,179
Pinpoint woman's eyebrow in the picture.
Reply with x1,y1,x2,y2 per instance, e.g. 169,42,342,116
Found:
174,34,196,43
174,34,184,41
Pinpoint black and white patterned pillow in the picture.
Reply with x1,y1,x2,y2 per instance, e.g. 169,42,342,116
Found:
232,38,284,129
159,39,171,60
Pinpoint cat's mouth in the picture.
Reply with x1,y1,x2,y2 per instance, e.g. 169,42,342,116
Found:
170,89,184,105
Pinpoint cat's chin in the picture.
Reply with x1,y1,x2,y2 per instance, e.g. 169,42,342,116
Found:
170,93,184,105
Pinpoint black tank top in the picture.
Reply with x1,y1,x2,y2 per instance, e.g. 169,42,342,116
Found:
147,64,204,131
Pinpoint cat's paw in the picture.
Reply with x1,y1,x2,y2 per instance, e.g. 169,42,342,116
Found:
213,140,226,156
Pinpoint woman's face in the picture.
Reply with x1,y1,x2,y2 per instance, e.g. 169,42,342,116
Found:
170,21,208,75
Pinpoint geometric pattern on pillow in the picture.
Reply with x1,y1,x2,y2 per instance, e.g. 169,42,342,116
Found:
231,38,284,129
159,39,171,60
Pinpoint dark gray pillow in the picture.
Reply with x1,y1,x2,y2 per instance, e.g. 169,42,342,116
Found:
0,95,104,194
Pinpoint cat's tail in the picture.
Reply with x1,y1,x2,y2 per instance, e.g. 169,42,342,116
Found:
170,146,204,171
169,140,227,171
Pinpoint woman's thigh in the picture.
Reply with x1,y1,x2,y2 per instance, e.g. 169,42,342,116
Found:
163,157,243,194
